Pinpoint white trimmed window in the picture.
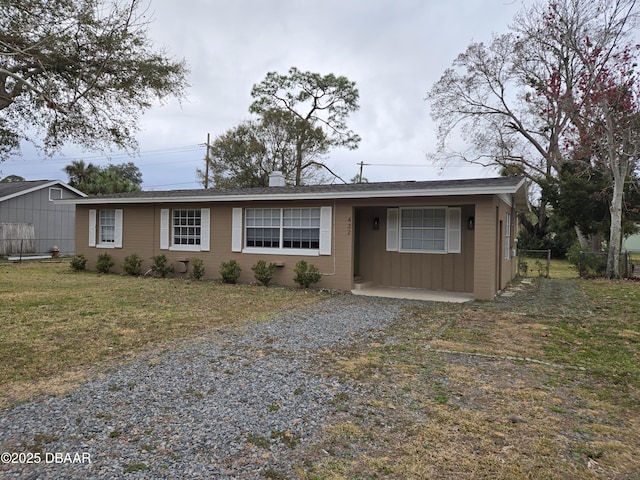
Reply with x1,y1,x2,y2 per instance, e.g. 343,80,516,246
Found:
160,208,210,252
246,207,320,250
401,207,446,252
100,210,116,244
49,187,63,201
89,209,123,248
505,212,512,260
173,209,202,246
233,206,332,256
387,207,461,254
246,208,282,248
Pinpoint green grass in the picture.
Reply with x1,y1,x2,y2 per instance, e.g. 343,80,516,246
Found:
549,258,580,278
542,279,640,397
0,261,325,406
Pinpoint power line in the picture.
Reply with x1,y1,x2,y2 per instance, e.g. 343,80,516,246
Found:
4,144,203,166
362,162,487,168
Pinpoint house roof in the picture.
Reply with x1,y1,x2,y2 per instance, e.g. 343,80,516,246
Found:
0,180,86,202
57,176,529,208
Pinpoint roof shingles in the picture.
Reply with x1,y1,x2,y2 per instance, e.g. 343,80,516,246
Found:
81,176,526,201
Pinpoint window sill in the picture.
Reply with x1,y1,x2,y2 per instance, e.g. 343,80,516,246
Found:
398,249,448,254
242,247,319,256
169,245,203,252
96,243,117,249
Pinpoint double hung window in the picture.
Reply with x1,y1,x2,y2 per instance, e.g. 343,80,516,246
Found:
246,208,281,248
99,210,116,244
173,210,201,246
400,208,447,252
159,208,210,251
233,206,331,255
246,208,321,250
387,206,461,254
88,209,123,248
505,212,512,260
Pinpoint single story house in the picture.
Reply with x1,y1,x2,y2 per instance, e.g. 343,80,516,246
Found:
0,180,86,257
58,174,528,300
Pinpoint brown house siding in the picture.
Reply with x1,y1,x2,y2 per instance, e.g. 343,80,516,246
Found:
473,197,497,300
76,201,351,290
354,201,475,293
74,189,521,300
472,195,518,300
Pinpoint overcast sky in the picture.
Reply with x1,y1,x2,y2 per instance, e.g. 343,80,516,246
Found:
2,0,529,190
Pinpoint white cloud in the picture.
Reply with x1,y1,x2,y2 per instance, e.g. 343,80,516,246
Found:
3,0,528,187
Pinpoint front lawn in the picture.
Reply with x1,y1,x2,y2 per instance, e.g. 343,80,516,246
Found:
302,276,640,479
2,261,638,478
0,261,324,407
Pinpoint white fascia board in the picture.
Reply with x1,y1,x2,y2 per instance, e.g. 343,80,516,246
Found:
58,182,88,198
1,180,87,202
57,179,527,205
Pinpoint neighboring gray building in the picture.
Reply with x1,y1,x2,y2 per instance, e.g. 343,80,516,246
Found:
0,180,86,256
624,227,640,252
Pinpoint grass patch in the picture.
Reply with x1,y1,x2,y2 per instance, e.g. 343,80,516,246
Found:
302,277,640,479
549,258,580,279
543,279,640,399
123,462,149,474
246,434,271,449
0,262,325,407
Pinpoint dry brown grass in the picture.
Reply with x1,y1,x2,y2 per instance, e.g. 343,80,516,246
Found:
301,278,640,479
0,261,324,407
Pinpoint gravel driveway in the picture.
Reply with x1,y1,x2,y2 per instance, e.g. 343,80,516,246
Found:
0,294,408,479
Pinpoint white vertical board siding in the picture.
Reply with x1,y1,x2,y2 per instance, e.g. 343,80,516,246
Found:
114,209,123,248
231,208,243,252
386,208,399,251
200,208,210,251
160,209,169,250
319,206,332,255
447,207,461,254
88,209,96,247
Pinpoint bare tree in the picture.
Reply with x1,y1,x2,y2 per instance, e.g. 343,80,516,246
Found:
427,0,640,275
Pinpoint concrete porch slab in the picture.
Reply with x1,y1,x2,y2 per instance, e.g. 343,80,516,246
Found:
351,285,474,303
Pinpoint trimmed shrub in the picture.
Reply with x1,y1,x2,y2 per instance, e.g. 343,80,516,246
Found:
189,258,205,280
96,253,114,274
219,259,241,284
150,254,174,278
293,260,322,288
122,253,143,276
251,260,277,286
70,254,87,272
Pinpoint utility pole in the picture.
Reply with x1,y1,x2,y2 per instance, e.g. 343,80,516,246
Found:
204,133,210,189
357,161,368,183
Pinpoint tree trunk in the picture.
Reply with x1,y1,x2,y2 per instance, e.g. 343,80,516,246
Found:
574,226,589,249
606,160,626,278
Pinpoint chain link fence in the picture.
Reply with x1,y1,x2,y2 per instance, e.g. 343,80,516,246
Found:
518,248,637,279
517,249,551,278
574,250,635,278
